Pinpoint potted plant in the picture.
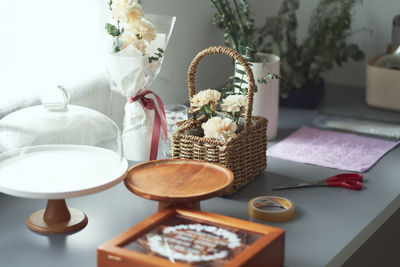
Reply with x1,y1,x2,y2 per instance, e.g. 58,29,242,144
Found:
211,0,281,139
258,0,366,109
212,0,366,110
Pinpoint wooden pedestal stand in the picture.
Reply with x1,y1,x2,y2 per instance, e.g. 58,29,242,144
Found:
157,200,201,211
27,199,88,234
0,142,128,235
125,159,234,211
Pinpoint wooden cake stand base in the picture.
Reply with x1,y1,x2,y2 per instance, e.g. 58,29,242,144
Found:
26,199,88,234
125,159,234,212
157,200,201,211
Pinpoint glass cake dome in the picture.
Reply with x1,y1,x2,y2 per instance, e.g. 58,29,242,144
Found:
0,86,127,200
0,86,128,234
0,86,121,154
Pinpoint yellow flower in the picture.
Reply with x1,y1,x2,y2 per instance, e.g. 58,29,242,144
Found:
221,94,247,113
202,117,237,141
190,89,221,112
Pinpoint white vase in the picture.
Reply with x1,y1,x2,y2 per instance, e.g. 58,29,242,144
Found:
235,53,280,140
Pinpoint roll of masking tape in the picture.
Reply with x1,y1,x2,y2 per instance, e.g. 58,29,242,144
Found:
248,196,295,222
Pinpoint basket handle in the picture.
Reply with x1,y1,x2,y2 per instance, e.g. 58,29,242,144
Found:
187,46,255,130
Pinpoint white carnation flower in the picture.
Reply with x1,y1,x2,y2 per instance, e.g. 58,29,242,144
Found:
110,0,126,21
190,89,221,112
111,0,143,23
202,117,237,141
120,32,147,53
120,17,156,52
126,1,144,22
129,18,156,42
221,94,247,113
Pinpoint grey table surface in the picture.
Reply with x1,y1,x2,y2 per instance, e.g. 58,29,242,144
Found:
0,84,399,267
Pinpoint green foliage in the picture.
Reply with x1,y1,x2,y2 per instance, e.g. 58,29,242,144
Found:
135,33,143,40
105,0,124,53
149,48,164,63
212,0,367,97
257,73,280,85
105,1,123,38
211,0,256,60
201,104,216,119
105,23,122,37
210,0,281,97
259,0,366,96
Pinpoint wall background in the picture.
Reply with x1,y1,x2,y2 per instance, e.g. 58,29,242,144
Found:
1,0,398,110
143,0,399,105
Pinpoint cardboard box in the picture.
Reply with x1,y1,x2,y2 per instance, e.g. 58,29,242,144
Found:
366,55,400,111
98,209,284,267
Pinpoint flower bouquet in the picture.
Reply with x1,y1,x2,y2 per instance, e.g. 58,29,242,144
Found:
188,89,247,141
105,0,175,161
172,46,268,196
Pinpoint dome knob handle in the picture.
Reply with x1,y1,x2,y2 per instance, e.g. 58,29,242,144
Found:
41,86,70,111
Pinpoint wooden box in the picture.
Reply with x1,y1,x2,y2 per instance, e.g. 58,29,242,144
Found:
366,54,400,111
98,209,284,267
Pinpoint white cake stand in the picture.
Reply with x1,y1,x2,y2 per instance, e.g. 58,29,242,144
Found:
0,145,128,234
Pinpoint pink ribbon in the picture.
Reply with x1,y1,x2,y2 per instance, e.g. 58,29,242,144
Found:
127,90,167,160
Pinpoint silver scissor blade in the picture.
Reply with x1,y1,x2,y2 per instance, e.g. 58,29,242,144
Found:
273,182,325,190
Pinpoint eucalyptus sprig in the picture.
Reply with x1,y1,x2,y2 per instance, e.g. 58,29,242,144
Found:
149,48,164,63
218,65,280,97
105,0,124,53
257,73,281,85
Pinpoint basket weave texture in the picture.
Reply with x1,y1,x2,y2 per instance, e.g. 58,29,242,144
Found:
172,46,268,196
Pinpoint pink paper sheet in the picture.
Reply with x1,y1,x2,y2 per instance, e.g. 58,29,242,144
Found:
267,126,399,172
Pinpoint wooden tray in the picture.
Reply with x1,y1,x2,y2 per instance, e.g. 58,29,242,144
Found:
125,159,234,210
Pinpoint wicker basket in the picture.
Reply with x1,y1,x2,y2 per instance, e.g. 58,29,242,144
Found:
172,46,268,196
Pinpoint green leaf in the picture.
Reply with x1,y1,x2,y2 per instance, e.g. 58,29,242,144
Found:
200,104,215,119
352,49,365,61
267,73,280,80
257,77,267,84
233,77,247,84
113,46,120,53
235,69,246,75
105,23,120,37
344,44,359,57
148,56,158,63
267,42,281,56
292,72,306,89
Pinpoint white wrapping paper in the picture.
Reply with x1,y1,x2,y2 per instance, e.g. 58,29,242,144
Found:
105,15,175,161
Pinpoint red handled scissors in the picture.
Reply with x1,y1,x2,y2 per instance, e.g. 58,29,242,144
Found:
273,173,363,191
